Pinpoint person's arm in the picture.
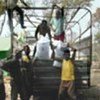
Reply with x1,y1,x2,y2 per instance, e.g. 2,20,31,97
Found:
47,27,55,59
67,43,77,61
1,60,14,72
61,6,64,17
48,27,52,40
35,25,39,40
70,46,77,61
54,57,63,62
50,18,56,32
71,48,77,61
20,0,30,7
32,45,36,58
49,4,56,22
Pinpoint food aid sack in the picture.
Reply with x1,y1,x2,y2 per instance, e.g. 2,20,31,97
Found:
53,41,65,67
34,36,50,60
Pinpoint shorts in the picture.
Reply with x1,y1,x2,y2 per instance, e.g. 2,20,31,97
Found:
54,31,65,42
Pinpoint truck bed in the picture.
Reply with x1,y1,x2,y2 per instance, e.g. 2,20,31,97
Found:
32,59,90,94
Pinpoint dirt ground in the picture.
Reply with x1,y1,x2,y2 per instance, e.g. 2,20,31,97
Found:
4,77,21,100
4,76,33,100
4,75,100,100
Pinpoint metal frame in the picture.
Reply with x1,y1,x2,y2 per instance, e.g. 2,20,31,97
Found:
22,7,92,64
0,6,92,64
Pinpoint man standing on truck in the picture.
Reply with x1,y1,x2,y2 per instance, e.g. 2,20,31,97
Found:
50,4,65,42
34,19,55,59
58,44,77,100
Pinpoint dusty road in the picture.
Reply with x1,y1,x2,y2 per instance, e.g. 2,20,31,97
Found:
4,76,100,100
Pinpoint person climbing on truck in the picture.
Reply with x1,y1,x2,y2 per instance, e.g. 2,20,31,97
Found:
5,0,28,28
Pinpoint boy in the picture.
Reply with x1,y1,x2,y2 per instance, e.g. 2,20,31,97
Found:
57,44,77,100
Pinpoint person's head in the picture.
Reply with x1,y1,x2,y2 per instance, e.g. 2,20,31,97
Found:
55,9,61,19
41,20,47,26
63,48,70,60
23,45,30,56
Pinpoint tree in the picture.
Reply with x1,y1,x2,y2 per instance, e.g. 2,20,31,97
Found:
92,8,100,30
0,0,5,15
92,8,100,66
41,0,93,7
95,32,100,44
93,8,100,43
93,8,100,23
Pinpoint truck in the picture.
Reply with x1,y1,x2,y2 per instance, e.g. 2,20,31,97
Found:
23,7,92,100
0,6,92,99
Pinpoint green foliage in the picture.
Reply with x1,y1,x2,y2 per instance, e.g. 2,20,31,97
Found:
93,8,100,23
36,0,93,7
0,0,5,15
95,32,100,43
72,0,93,7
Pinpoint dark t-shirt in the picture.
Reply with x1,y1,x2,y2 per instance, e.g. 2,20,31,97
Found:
3,60,22,88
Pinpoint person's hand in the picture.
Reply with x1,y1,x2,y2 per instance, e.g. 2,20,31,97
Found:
67,43,77,51
74,48,77,51
61,6,64,9
52,4,56,9
50,43,55,60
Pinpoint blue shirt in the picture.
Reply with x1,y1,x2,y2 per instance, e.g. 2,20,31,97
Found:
50,17,64,36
